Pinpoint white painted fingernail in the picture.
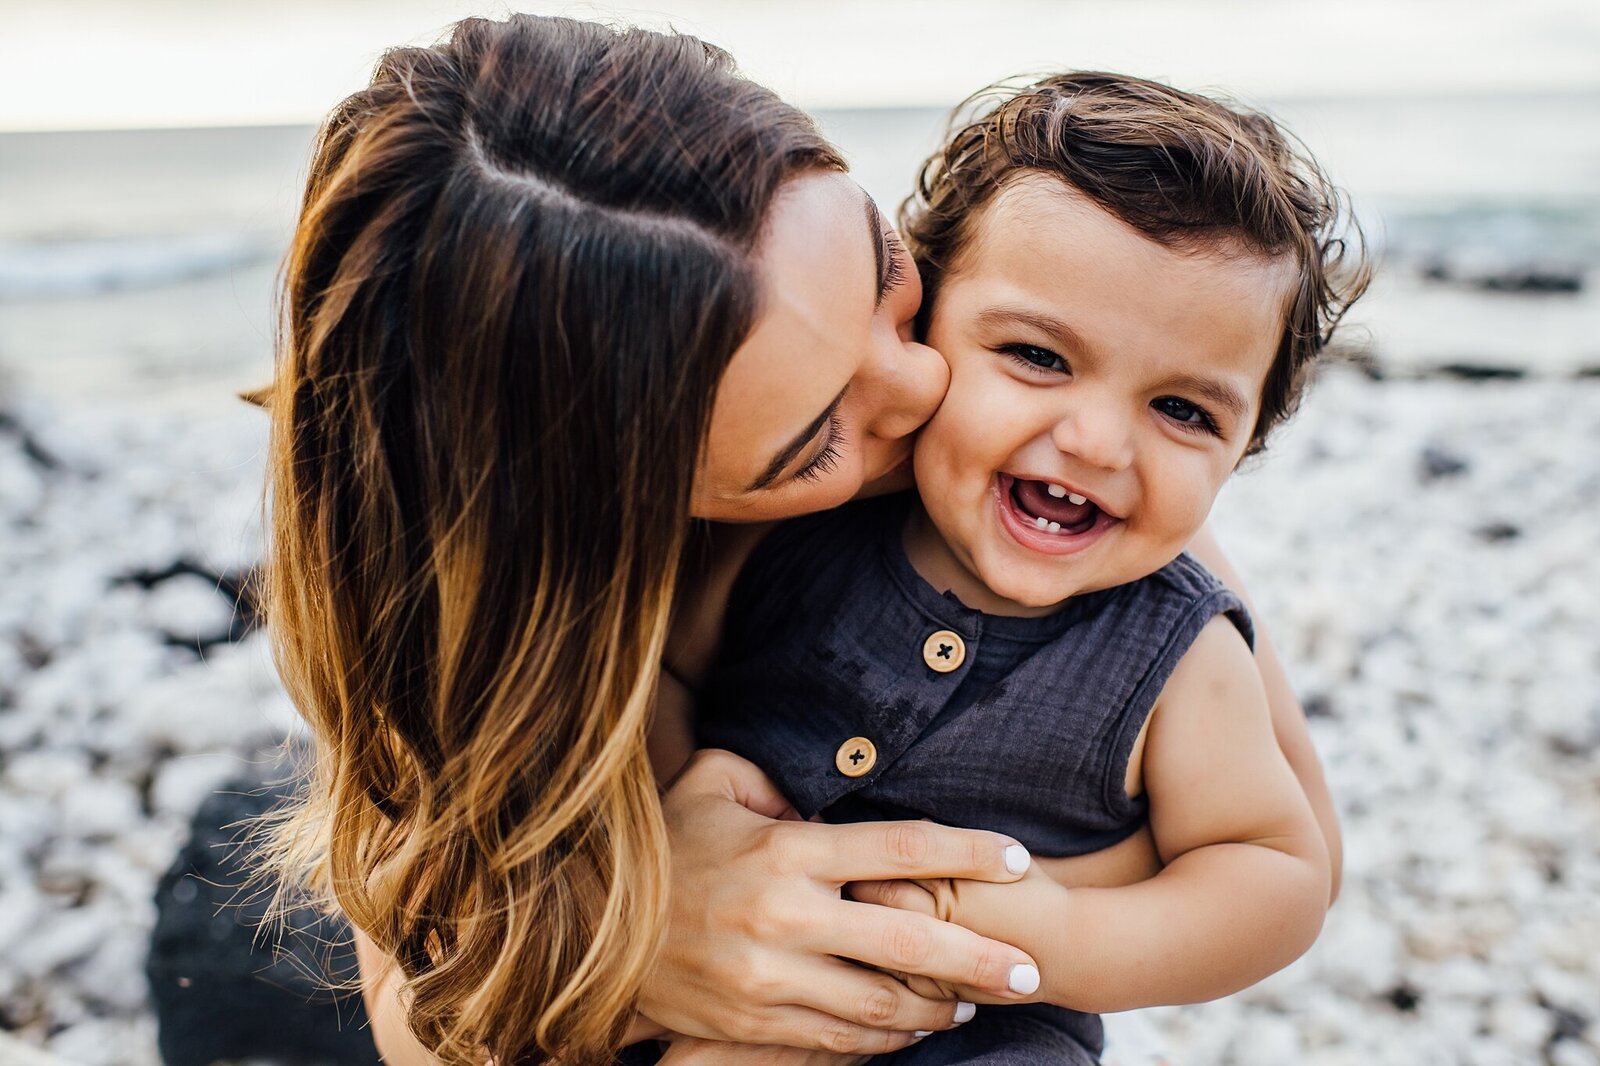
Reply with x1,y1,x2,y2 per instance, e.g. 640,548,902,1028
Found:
1004,844,1031,874
914,1030,933,1039
954,1001,977,1024
1008,963,1041,995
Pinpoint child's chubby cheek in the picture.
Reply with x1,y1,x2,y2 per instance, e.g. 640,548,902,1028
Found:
910,376,1014,503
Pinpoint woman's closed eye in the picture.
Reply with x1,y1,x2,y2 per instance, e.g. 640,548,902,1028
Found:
877,226,910,303
1152,395,1221,435
793,412,845,482
999,343,1069,375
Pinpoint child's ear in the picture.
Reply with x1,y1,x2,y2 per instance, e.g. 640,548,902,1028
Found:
238,384,272,409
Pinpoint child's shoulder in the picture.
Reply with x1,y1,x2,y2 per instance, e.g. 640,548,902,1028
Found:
1129,552,1255,652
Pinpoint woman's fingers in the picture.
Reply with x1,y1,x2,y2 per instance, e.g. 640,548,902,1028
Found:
675,748,804,821
786,958,974,1035
822,898,1038,1000
659,1036,876,1065
736,1004,929,1058
798,819,1030,884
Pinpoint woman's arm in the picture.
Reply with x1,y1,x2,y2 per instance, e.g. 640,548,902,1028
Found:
1186,523,1343,902
353,904,673,1065
354,927,440,1066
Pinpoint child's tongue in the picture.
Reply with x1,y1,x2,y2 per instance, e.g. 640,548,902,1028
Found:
1012,478,1099,531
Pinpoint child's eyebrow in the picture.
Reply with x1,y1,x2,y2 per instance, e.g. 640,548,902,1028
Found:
976,306,1094,356
1153,373,1251,424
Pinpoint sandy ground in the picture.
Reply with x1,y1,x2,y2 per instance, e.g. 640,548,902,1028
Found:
0,267,1597,1064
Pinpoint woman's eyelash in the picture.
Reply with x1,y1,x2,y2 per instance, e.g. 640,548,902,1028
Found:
878,229,909,301
794,413,845,482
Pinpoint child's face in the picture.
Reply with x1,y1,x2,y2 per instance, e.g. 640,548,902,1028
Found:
910,176,1292,612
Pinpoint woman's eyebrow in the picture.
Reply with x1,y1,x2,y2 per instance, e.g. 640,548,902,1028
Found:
747,387,847,492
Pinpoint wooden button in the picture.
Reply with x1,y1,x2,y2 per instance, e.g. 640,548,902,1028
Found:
922,629,966,673
835,737,878,777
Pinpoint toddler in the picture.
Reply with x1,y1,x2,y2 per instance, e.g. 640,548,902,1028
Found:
689,72,1369,1064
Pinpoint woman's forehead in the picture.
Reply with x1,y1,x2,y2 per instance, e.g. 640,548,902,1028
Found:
695,172,879,507
726,172,877,417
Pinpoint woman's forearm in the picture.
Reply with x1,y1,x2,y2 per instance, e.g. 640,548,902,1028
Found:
1186,523,1343,901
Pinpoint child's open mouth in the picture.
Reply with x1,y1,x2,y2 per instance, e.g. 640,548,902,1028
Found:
994,473,1117,556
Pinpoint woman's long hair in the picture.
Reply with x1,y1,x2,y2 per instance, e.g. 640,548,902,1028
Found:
259,16,841,1063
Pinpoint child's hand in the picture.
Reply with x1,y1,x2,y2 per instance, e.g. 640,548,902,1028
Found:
846,872,1051,1006
844,877,958,1001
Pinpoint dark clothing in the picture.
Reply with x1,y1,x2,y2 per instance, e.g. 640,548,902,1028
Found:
694,493,1252,1063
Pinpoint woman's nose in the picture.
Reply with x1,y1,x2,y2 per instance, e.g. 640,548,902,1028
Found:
1051,403,1135,472
864,337,948,443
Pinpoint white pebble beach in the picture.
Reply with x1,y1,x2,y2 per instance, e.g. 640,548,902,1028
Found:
2,94,1598,1065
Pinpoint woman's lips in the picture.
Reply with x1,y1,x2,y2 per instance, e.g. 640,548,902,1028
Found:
993,473,1117,557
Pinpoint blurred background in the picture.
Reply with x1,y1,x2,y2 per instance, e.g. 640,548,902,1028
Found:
1,2,1596,1064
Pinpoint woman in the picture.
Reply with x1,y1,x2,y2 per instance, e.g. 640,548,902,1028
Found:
260,14,1339,1066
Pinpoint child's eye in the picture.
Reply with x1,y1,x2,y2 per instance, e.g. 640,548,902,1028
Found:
999,344,1069,375
1152,396,1220,435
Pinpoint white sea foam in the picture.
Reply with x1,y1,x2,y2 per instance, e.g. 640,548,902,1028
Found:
0,232,277,301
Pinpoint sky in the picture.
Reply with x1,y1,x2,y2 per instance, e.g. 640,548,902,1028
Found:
3,0,1600,131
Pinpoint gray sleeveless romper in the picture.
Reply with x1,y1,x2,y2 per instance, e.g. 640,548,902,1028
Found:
693,493,1253,1065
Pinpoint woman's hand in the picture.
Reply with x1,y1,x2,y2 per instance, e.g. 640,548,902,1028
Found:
641,750,1038,1055
846,824,1168,1003
658,1036,873,1066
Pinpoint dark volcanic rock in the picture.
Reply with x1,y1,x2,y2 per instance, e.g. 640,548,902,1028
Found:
1419,445,1471,482
112,559,260,650
1434,363,1528,382
147,772,380,1066
1475,522,1522,544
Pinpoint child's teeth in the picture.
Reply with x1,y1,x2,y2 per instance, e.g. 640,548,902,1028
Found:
1034,516,1049,530
1046,484,1067,499
1047,521,1061,534
1067,492,1087,506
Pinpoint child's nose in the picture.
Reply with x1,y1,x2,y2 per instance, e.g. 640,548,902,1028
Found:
1050,404,1135,472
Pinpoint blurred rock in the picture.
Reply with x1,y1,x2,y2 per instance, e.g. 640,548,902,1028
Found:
147,774,380,1066
1418,444,1470,481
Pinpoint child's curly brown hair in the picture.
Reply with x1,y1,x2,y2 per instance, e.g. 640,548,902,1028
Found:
902,71,1372,455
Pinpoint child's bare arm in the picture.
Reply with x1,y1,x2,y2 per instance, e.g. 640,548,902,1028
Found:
860,616,1330,1014
1187,523,1342,901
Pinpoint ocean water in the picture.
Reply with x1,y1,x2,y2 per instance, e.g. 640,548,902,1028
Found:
1,92,1598,397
